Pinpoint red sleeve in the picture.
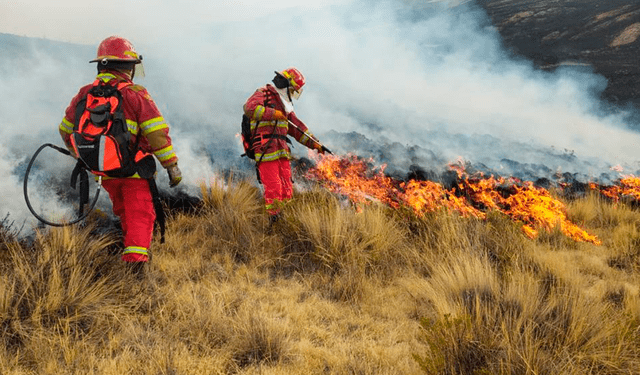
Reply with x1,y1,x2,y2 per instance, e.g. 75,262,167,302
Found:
123,85,178,168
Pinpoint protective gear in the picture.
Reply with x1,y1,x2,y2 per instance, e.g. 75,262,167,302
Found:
167,164,182,187
259,159,293,216
102,178,155,263
71,79,152,178
60,71,179,172
313,142,325,154
243,85,318,162
290,87,303,100
60,48,180,264
244,75,321,216
273,110,288,120
275,67,305,91
275,87,294,113
90,36,142,64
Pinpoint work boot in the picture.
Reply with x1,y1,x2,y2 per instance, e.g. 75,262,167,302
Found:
125,261,146,280
122,253,148,279
269,214,280,225
267,213,281,234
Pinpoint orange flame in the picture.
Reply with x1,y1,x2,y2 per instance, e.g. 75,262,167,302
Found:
306,153,601,245
593,175,640,203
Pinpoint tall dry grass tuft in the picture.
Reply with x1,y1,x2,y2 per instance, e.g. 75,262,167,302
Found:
568,192,640,273
228,308,292,371
161,178,268,275
274,189,409,302
415,250,640,374
409,209,528,282
198,178,268,262
0,223,145,373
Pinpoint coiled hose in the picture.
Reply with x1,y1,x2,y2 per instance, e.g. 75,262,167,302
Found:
23,143,101,227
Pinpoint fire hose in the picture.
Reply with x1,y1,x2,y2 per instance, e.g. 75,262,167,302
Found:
23,143,102,227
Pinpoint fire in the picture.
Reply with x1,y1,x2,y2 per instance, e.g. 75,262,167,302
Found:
308,154,400,208
592,175,640,203
402,179,485,218
306,153,601,245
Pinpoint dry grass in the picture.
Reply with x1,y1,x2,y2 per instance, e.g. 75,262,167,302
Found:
1,177,640,374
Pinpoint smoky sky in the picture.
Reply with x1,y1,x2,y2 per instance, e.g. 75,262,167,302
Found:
1,0,639,229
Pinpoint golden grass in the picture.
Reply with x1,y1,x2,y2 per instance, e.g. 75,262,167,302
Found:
0,178,639,374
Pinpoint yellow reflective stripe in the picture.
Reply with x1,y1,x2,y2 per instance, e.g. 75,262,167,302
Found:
140,117,168,135
299,134,310,145
254,149,289,162
96,55,122,61
252,120,288,129
154,145,176,162
144,123,169,135
123,246,148,255
123,51,139,59
99,173,142,180
253,106,266,121
96,72,117,82
126,119,139,135
59,118,74,134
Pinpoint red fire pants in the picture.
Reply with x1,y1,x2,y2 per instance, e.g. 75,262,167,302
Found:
258,158,293,215
102,178,155,263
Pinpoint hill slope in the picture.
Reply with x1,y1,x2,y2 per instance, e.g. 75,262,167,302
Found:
477,0,640,105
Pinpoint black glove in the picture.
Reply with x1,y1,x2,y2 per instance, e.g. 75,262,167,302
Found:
167,165,182,188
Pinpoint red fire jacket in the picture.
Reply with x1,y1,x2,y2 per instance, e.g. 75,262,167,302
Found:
243,84,317,162
59,70,178,174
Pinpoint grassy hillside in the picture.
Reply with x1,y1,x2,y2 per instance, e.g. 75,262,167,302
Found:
0,176,639,374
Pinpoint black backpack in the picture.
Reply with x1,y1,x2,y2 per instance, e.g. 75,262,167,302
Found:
240,114,257,160
71,79,140,178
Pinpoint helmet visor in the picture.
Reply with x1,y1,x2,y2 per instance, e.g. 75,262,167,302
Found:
135,61,145,78
290,88,303,100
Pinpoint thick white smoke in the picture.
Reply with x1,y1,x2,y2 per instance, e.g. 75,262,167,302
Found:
1,0,639,229
143,0,640,177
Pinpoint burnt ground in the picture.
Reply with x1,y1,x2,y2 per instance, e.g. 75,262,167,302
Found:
477,0,640,107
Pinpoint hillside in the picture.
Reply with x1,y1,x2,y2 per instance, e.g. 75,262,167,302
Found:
0,33,92,71
1,178,640,374
477,0,640,106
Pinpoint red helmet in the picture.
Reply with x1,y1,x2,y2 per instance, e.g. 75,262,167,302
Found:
276,67,305,91
90,36,142,64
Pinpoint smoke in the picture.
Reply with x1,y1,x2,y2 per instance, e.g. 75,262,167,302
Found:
144,0,640,177
1,0,640,228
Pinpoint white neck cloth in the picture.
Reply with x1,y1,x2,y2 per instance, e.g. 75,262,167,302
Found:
275,86,294,114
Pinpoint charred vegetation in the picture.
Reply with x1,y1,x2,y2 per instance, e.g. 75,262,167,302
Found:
478,0,640,108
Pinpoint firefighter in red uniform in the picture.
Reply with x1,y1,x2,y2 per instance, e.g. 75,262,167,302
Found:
59,36,182,264
243,68,326,222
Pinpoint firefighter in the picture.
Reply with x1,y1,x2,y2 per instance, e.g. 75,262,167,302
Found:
243,68,326,222
58,36,182,264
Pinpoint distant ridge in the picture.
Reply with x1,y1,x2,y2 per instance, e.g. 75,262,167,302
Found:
0,33,93,65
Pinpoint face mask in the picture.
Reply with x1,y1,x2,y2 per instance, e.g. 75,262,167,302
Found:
290,87,303,100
